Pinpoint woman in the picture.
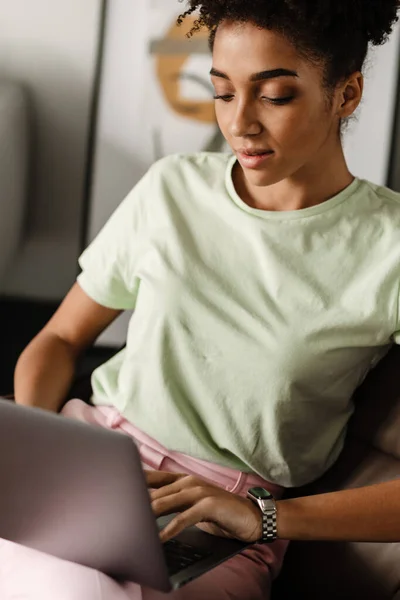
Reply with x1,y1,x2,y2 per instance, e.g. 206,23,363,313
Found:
5,0,400,598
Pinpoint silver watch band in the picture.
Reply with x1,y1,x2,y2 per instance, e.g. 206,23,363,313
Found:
261,505,277,542
247,487,278,543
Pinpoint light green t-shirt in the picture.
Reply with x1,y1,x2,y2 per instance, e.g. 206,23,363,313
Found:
77,152,400,487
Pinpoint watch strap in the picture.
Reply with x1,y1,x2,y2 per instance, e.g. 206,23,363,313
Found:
261,504,277,542
247,487,278,543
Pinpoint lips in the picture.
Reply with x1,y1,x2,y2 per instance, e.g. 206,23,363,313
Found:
237,148,273,156
236,148,275,169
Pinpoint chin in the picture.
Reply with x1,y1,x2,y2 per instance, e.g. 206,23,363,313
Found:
242,167,283,188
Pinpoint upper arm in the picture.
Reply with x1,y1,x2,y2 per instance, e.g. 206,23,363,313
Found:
49,167,155,354
43,282,122,356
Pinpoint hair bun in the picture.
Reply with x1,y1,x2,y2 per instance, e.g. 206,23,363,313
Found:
287,0,400,46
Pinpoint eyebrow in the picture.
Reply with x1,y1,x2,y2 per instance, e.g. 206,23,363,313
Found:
209,67,299,81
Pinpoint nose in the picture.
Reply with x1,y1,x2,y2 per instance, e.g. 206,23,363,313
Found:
229,100,263,138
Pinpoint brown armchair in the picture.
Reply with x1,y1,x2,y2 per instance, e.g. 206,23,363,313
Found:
272,344,400,599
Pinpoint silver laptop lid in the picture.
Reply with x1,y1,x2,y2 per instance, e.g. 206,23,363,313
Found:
0,399,172,592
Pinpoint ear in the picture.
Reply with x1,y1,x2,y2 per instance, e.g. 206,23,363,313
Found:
336,72,364,119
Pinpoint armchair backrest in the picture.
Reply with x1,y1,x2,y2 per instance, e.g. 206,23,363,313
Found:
273,344,400,599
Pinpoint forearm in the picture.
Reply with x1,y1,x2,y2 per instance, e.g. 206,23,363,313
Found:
277,479,400,542
14,332,78,412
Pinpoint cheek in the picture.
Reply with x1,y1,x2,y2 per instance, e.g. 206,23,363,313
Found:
269,104,330,150
214,104,230,135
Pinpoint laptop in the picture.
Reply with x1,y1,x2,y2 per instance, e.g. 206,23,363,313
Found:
0,399,249,592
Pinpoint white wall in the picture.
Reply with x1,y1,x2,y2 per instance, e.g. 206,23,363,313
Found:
390,68,400,190
87,0,149,243
87,0,148,345
0,0,103,300
343,22,400,183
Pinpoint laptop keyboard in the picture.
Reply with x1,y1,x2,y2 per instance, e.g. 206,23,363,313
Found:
163,539,211,576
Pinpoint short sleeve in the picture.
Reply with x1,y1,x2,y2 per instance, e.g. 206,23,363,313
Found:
393,324,400,346
392,278,400,344
77,170,151,310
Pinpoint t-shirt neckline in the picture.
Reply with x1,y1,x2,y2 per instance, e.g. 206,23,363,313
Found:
225,154,362,220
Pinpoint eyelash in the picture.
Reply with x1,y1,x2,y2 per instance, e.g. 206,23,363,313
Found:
213,94,294,106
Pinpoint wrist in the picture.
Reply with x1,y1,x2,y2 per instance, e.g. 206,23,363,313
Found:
245,498,263,541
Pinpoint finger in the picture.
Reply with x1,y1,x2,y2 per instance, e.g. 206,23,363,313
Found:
145,470,184,488
150,480,184,501
159,505,206,542
152,488,203,518
150,477,206,501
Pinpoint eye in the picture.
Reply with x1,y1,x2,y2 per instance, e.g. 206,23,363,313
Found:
263,96,294,106
213,94,234,102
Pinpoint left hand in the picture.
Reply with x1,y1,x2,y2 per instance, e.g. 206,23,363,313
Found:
146,470,262,543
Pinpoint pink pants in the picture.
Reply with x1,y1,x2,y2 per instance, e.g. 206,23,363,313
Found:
0,399,289,599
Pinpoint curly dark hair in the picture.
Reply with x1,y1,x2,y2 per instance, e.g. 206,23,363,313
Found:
178,0,400,88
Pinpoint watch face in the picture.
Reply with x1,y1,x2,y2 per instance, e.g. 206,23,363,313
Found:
249,487,272,500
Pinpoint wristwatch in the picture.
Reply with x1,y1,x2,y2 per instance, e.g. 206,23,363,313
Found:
246,487,278,543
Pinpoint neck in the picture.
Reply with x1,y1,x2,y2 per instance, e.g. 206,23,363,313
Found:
234,141,355,212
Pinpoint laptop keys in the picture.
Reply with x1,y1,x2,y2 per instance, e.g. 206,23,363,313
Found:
163,539,211,576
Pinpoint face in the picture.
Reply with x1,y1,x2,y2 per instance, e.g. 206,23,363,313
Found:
211,21,361,190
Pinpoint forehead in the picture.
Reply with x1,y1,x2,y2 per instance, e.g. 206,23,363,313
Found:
212,21,319,82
